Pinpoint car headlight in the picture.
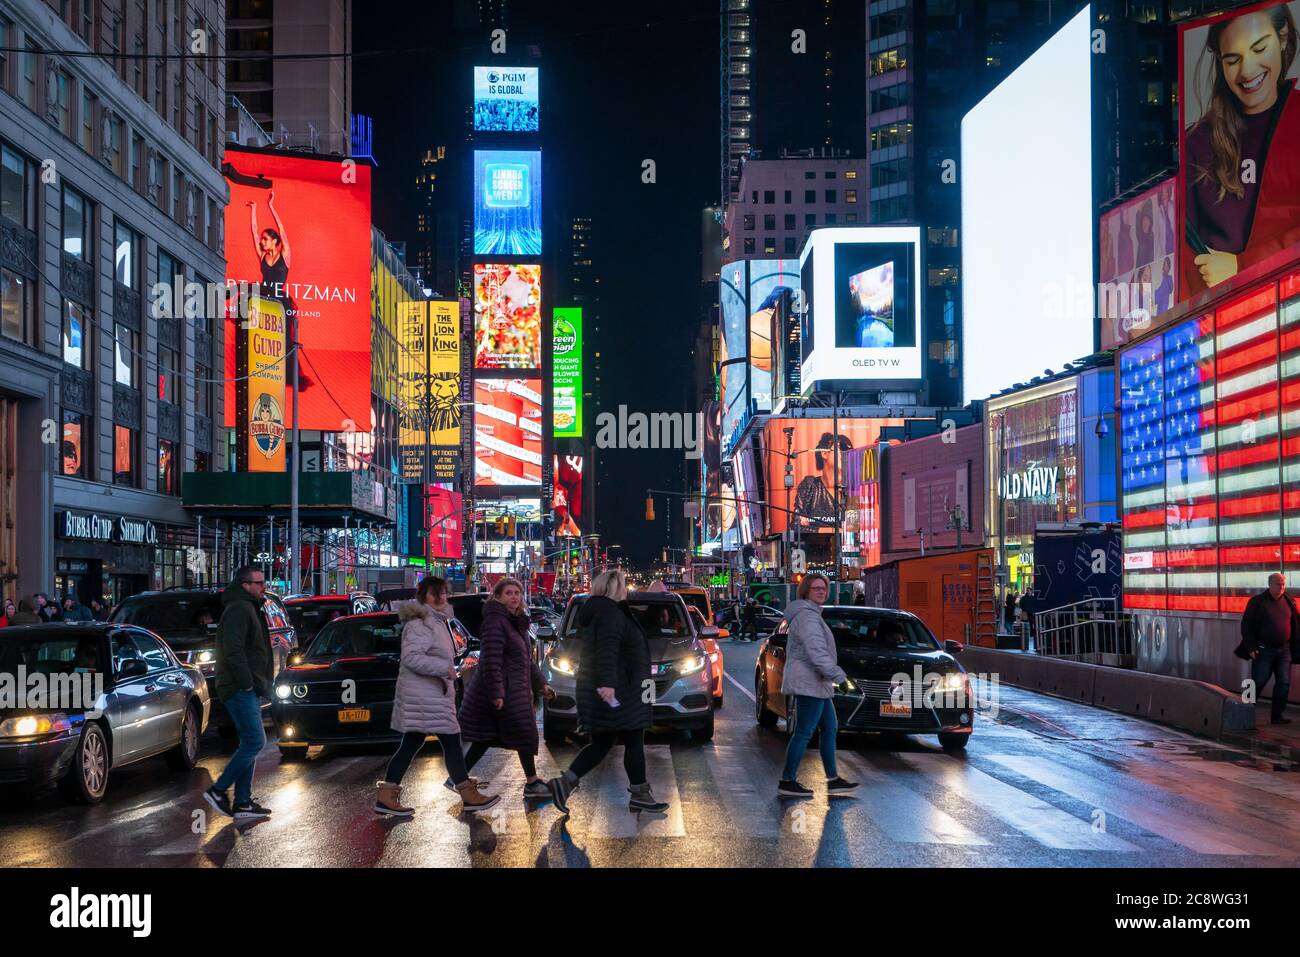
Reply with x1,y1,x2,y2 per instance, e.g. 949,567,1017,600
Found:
197,650,216,665
293,684,309,699
0,713,74,737
838,678,858,693
677,655,707,675
275,684,292,700
935,672,966,693
549,656,577,676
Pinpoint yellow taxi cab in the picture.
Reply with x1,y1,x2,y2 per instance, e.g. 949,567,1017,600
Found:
671,584,727,707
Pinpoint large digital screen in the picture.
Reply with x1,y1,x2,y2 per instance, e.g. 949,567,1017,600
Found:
425,486,463,561
398,300,462,483
553,454,583,538
797,227,923,390
552,307,582,437
474,66,540,133
762,418,902,536
223,149,373,431
236,295,287,473
961,5,1094,404
474,150,542,256
474,377,543,487
747,260,798,413
1099,178,1178,349
474,263,541,369
1179,1,1300,302
720,261,750,445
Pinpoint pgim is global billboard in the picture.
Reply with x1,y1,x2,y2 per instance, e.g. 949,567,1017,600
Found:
222,148,373,431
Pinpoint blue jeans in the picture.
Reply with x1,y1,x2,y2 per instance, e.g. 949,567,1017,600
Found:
213,690,266,803
1252,645,1292,720
781,695,838,781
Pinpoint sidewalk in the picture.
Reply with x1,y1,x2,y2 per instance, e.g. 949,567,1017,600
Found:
1223,701,1300,760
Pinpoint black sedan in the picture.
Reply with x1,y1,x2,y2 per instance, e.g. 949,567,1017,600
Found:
271,612,476,758
0,623,210,803
754,606,974,750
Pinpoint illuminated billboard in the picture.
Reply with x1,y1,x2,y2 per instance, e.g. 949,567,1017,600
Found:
1099,178,1178,349
425,486,463,561
236,294,287,472
474,150,543,256
961,6,1094,403
552,307,582,437
398,300,462,483
553,454,583,538
1179,1,1300,302
720,261,750,443
747,260,798,413
762,418,901,536
473,263,542,370
797,228,922,390
474,377,543,487
473,66,540,133
223,148,372,431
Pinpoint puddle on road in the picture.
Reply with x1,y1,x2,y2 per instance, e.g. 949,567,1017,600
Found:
1130,738,1297,772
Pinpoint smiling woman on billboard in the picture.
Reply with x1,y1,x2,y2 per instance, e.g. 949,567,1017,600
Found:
1182,2,1300,295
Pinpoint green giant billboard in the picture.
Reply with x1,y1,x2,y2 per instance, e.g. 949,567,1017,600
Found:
552,307,583,437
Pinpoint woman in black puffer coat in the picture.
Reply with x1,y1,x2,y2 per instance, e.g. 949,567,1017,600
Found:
458,577,555,799
547,569,668,814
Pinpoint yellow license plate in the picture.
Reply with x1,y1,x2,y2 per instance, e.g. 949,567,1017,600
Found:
337,708,371,723
879,700,912,718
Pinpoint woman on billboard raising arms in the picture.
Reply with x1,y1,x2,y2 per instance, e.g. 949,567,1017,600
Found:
247,192,310,389
1184,4,1300,294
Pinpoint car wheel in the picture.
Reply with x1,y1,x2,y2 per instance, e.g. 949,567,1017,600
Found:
164,703,202,771
278,745,310,761
59,722,109,804
695,712,715,742
755,677,778,728
938,732,969,751
713,690,724,709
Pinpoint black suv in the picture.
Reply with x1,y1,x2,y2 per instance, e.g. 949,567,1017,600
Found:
109,586,298,731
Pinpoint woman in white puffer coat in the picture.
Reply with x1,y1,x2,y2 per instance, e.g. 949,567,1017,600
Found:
373,576,500,816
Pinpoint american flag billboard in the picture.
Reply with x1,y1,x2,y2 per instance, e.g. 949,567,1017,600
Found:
1121,270,1300,613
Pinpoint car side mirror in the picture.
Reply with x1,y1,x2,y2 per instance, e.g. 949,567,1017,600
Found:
117,659,148,680
716,628,730,640
699,625,721,639
944,639,965,654
536,625,556,641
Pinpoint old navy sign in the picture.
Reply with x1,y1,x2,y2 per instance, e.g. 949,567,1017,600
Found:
59,511,158,546
997,463,1059,502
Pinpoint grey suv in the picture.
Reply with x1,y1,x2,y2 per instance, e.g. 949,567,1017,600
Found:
540,592,715,743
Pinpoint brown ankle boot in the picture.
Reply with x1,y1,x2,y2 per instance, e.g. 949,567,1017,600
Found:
454,778,502,813
374,780,414,817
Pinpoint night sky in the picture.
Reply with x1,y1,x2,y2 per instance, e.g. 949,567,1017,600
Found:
355,1,719,566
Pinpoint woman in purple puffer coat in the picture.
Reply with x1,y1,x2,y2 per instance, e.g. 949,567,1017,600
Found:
458,577,555,799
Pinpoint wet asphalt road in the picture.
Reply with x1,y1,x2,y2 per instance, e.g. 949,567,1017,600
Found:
4,640,1300,868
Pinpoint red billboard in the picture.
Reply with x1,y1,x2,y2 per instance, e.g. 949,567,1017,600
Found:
426,486,464,561
474,377,543,487
223,148,373,431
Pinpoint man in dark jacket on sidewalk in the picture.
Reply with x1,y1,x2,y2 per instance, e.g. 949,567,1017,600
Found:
203,566,275,819
1239,573,1300,725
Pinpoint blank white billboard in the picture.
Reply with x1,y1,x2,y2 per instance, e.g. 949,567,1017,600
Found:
961,5,1094,404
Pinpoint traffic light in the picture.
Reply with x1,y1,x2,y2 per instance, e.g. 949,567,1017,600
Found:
662,549,668,563
507,515,517,536
495,516,506,536
645,495,655,521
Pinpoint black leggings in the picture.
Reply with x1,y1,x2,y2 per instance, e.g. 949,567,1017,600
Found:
568,729,646,785
464,742,537,778
384,731,469,786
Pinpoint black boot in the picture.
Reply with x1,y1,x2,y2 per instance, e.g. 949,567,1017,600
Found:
628,781,668,812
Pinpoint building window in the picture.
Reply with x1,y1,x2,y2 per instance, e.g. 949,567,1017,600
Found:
0,270,33,344
56,70,73,137
1,143,35,228
804,171,815,179
784,190,791,204
61,409,88,478
824,171,837,179
784,214,796,230
0,17,9,92
743,237,755,254
130,133,143,192
21,42,38,111
846,190,858,203
108,115,123,175
871,47,908,76
871,196,910,222
158,438,177,494
743,213,755,231
79,88,97,153
870,123,913,151
825,190,837,204
847,212,858,223
845,170,858,179
158,333,179,402
114,323,138,387
63,300,90,368
784,237,797,255
764,214,776,230
172,169,184,221
763,190,775,204
113,423,137,486
804,190,816,203
764,237,776,254
805,213,817,227
62,187,91,260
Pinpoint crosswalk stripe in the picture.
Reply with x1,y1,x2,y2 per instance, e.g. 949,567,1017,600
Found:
895,752,1137,851
987,752,1288,857
583,746,685,839
833,751,988,846
706,744,785,839
1168,758,1300,802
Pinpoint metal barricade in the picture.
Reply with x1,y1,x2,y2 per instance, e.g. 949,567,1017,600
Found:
1032,597,1135,667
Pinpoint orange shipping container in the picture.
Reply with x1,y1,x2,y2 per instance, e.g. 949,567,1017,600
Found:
860,548,997,647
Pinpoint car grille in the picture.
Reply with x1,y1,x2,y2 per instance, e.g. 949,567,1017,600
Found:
296,679,395,705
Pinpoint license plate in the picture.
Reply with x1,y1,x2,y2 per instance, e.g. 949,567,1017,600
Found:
337,708,371,723
879,700,912,718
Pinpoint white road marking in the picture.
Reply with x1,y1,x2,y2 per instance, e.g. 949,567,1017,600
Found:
582,745,685,839
723,669,756,703
834,751,988,846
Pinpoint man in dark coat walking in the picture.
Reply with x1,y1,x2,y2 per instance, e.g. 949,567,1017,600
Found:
458,578,554,798
203,566,275,819
548,569,668,814
1237,572,1300,724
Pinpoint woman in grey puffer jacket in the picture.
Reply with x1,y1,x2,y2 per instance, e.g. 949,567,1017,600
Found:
778,574,859,798
374,576,499,817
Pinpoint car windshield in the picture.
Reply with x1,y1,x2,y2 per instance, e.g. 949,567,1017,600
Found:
0,632,104,676
674,591,709,618
566,600,690,639
111,595,221,632
288,601,353,641
823,613,940,652
307,616,402,659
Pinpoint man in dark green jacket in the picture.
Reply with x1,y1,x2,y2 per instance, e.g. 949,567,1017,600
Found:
203,566,275,820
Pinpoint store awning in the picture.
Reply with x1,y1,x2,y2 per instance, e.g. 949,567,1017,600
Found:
181,472,396,527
